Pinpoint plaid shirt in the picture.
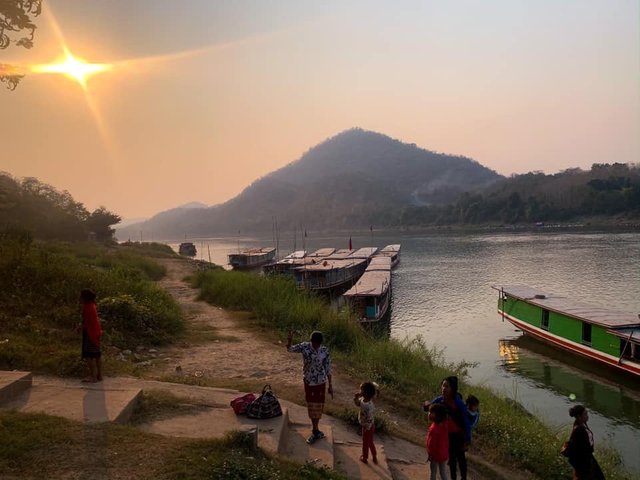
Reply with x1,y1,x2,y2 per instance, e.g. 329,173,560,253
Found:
288,342,332,386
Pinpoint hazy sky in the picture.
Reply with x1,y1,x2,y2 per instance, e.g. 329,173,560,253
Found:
2,0,638,218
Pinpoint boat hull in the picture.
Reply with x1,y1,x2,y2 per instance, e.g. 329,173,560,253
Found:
499,309,640,377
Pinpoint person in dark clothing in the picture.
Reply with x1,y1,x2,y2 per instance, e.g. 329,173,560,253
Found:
567,405,605,480
79,289,102,383
423,376,471,480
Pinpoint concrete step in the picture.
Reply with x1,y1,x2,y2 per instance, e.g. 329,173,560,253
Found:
334,441,393,480
281,424,335,470
139,402,289,455
0,377,141,424
0,371,32,405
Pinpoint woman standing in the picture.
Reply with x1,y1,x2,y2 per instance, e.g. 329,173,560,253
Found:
287,329,333,444
567,405,605,480
423,376,470,480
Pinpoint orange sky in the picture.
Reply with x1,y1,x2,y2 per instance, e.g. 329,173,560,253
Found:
2,0,638,218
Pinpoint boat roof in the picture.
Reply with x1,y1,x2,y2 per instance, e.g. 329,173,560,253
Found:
495,285,640,329
327,249,354,259
283,250,306,259
613,327,640,341
296,257,367,272
367,256,392,271
344,271,390,297
230,247,276,257
307,248,336,257
349,247,378,259
379,244,401,254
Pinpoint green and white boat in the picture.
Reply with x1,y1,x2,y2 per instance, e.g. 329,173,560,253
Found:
494,285,640,377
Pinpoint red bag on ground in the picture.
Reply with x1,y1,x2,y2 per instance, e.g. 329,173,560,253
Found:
230,393,256,415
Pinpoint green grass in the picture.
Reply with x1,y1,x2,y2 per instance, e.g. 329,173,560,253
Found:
163,430,346,480
0,237,184,375
190,269,638,480
0,411,346,479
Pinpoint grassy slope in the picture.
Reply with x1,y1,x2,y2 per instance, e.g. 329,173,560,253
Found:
0,239,183,376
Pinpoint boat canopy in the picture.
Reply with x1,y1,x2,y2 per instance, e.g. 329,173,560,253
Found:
349,247,378,259
494,285,640,329
379,244,401,254
295,257,367,272
231,247,276,257
284,250,306,259
367,256,392,271
327,249,354,259
344,271,390,297
307,248,336,257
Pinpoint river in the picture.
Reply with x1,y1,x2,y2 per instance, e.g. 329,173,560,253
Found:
169,230,640,472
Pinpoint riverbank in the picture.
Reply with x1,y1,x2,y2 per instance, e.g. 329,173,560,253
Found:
185,262,635,480
150,259,544,480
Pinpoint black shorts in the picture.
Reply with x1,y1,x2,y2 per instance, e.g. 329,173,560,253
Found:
81,331,101,359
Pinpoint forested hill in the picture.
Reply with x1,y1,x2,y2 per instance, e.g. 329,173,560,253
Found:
401,163,640,226
117,128,501,238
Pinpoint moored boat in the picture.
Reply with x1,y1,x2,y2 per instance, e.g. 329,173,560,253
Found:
263,250,307,275
228,247,276,270
344,256,392,322
375,244,401,268
495,285,640,377
292,247,380,291
178,242,197,257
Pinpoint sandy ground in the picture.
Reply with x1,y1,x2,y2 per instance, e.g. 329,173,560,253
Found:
149,259,535,480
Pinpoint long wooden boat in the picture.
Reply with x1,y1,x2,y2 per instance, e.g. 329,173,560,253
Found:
293,247,379,291
495,285,640,377
344,256,392,322
263,250,306,275
228,247,276,270
263,248,338,276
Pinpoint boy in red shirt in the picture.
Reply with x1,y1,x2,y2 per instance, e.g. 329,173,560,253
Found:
427,403,449,480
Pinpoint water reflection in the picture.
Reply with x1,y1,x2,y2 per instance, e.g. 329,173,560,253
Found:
499,336,640,428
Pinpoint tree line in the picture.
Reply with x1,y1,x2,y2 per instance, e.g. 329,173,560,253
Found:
400,163,640,226
0,172,120,241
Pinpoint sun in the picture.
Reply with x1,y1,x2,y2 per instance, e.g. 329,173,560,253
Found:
31,50,112,88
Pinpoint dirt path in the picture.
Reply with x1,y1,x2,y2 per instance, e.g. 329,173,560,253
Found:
153,259,305,388
150,259,535,480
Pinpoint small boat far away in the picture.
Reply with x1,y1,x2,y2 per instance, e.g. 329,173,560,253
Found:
178,242,197,257
494,285,640,377
228,247,276,270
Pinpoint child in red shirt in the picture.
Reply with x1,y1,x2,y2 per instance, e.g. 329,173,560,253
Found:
79,289,103,383
427,403,449,480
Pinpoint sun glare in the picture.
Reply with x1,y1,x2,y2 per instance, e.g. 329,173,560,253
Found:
31,51,112,88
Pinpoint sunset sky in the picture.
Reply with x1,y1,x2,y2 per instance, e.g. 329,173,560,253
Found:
2,0,638,219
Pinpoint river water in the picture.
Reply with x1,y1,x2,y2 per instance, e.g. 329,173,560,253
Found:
169,230,640,472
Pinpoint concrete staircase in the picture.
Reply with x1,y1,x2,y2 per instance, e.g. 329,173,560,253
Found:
0,371,141,424
0,372,398,479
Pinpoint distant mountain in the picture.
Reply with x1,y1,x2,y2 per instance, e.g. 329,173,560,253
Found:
116,128,501,239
